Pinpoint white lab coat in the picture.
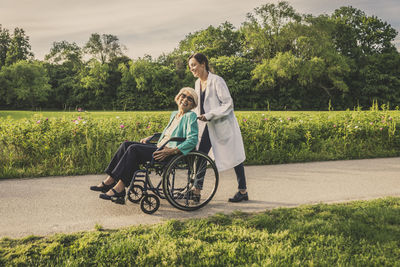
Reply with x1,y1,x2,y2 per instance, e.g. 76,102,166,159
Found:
194,72,246,172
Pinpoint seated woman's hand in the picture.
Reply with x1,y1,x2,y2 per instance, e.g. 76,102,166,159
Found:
153,147,178,161
140,136,151,143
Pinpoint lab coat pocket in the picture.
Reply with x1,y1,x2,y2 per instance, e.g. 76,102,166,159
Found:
213,117,232,143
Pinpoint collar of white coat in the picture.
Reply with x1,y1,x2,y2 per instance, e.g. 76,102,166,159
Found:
196,72,213,100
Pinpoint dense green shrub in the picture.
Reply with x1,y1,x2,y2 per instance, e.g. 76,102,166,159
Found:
238,110,400,164
0,112,169,178
0,110,399,179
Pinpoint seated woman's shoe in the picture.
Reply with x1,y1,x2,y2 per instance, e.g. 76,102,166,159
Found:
228,191,249,202
90,181,116,193
178,190,201,203
191,193,201,204
99,188,126,200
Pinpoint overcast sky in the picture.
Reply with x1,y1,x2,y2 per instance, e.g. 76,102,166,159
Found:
1,0,399,60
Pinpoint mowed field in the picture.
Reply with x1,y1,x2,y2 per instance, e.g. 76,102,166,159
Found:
3,109,400,120
0,110,172,120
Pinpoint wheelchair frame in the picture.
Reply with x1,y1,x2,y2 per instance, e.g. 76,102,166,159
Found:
112,133,219,214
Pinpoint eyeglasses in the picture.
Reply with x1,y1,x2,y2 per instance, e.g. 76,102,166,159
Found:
180,93,194,103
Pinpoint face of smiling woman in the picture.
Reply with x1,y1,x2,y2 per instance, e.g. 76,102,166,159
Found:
188,58,206,79
177,91,195,113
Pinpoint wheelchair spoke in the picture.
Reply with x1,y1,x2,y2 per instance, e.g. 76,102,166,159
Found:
194,159,207,180
162,152,219,211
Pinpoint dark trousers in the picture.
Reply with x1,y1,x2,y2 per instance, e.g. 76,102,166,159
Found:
105,141,157,187
197,126,247,190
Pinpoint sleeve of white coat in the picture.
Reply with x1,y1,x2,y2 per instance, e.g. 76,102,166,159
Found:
204,76,233,121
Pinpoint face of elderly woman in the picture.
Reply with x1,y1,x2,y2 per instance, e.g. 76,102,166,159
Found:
188,58,206,78
177,91,195,113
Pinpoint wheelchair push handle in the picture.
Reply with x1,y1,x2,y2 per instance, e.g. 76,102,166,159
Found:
146,133,162,144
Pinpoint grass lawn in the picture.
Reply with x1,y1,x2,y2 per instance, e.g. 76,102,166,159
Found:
0,110,306,120
2,109,399,120
0,110,172,120
1,197,399,266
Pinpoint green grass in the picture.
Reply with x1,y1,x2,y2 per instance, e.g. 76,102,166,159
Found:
0,110,171,120
1,197,399,266
1,109,399,120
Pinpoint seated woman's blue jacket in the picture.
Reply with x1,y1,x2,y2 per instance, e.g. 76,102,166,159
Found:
157,111,198,155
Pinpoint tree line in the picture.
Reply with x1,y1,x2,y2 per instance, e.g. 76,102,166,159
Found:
1,1,399,111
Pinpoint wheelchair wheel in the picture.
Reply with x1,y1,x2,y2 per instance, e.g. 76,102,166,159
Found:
127,185,144,203
140,194,160,214
162,151,219,211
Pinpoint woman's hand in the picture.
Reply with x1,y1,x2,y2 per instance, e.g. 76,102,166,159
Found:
140,136,151,144
153,147,179,161
198,115,208,121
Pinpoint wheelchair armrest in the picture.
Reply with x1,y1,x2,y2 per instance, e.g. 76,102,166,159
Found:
150,137,186,165
154,137,186,151
169,137,186,142
146,133,162,144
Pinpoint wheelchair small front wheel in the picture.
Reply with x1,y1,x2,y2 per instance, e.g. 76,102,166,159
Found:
128,185,144,203
140,194,160,214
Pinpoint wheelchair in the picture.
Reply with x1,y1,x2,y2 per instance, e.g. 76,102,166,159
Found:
112,133,219,214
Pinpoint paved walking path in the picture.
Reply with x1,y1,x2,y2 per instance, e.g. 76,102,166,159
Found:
1,157,399,238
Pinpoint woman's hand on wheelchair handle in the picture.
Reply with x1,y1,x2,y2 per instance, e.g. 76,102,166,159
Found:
153,147,178,161
197,115,208,121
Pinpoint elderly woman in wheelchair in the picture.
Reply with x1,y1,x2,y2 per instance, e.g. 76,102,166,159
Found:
90,87,219,213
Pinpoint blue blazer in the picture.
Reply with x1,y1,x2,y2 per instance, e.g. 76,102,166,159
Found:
157,111,198,155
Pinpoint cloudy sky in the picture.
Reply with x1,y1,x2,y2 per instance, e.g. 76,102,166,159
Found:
1,0,399,60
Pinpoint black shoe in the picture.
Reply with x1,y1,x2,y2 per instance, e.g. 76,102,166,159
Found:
90,181,116,193
188,191,201,204
177,190,201,203
228,191,249,202
111,196,126,205
99,188,126,200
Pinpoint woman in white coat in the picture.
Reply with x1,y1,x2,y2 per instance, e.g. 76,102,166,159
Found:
188,53,248,202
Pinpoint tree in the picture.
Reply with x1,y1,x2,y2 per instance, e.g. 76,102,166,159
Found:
117,61,137,110
177,22,242,58
0,67,9,106
43,41,84,109
331,6,399,107
0,25,11,68
79,60,110,109
357,50,400,106
105,55,131,108
84,33,126,64
252,51,302,109
5,28,33,66
331,6,397,57
117,57,179,110
0,61,51,109
45,41,82,67
210,56,256,108
240,1,301,61
156,52,196,90
251,14,351,110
